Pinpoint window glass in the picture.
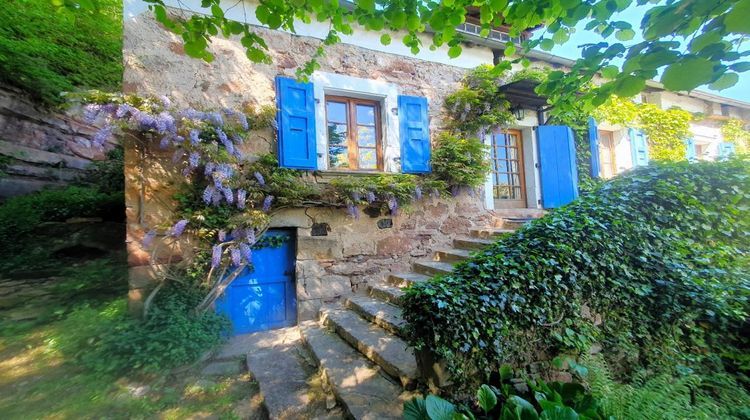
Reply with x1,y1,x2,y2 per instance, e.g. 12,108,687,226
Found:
325,97,381,170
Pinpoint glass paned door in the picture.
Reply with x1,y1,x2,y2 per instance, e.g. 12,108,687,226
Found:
598,130,617,178
491,129,527,208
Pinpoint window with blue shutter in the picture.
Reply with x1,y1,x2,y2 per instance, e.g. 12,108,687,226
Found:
275,76,317,170
629,128,649,167
398,95,431,173
719,142,736,159
685,138,697,162
536,125,579,209
588,117,601,178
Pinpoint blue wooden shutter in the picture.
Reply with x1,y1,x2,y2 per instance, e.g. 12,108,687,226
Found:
398,95,431,173
275,76,317,169
588,117,601,178
536,125,579,209
685,138,697,162
629,128,649,167
719,142,736,159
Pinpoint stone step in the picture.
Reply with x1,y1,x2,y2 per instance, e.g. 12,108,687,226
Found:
368,282,405,305
320,306,419,390
386,272,430,288
433,248,471,263
300,320,414,419
412,261,454,277
502,219,532,229
469,227,516,239
453,237,494,251
344,296,406,337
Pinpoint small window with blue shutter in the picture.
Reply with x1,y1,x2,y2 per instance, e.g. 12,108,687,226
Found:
398,95,431,173
275,76,317,170
718,142,736,160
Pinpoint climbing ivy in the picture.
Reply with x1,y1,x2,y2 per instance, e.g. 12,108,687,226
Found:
595,96,693,161
402,159,750,392
443,65,515,136
722,118,750,153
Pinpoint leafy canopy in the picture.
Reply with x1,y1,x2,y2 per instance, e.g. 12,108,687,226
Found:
61,0,749,112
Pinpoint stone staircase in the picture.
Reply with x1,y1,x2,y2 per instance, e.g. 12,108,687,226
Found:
297,214,538,419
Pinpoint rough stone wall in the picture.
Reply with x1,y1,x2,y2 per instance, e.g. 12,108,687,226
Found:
0,86,115,199
123,13,493,318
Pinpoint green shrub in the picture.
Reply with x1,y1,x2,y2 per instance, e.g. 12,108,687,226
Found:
0,0,122,105
59,285,228,374
431,133,490,189
82,146,125,195
402,159,750,390
0,186,121,253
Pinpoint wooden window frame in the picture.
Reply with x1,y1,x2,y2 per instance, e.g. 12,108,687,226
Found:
324,95,384,171
491,129,527,202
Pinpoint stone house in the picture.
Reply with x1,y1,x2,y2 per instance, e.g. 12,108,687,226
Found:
122,1,749,329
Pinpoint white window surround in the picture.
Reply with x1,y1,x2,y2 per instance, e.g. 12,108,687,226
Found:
311,72,401,172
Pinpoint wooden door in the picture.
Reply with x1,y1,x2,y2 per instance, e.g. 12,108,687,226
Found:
491,129,527,209
598,130,617,178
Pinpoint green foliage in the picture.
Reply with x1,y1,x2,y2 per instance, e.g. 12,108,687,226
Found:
0,186,121,254
119,0,750,114
444,65,514,135
81,146,125,195
70,285,228,374
0,0,122,105
583,355,750,419
595,96,694,161
431,133,490,189
404,372,609,420
722,119,750,153
402,159,750,391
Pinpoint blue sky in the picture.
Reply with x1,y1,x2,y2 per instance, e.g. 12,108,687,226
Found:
537,6,750,103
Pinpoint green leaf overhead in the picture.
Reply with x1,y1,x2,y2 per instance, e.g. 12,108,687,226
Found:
660,57,716,91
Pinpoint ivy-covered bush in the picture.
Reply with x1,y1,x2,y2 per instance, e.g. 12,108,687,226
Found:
431,133,490,189
722,118,750,153
402,159,750,390
444,65,514,135
0,186,121,254
0,0,122,105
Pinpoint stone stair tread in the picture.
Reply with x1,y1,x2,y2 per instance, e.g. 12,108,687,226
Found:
345,296,406,336
368,282,406,305
387,272,430,287
320,306,419,389
470,227,516,235
413,260,454,276
453,237,495,250
434,248,472,260
300,320,415,419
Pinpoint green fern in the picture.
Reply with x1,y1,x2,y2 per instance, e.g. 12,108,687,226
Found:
583,355,750,419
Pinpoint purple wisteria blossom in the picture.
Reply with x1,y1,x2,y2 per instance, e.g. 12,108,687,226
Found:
431,188,441,199
142,230,156,248
188,152,200,168
116,104,136,118
238,113,249,130
159,95,172,108
203,186,215,204
240,242,252,262
159,136,170,149
92,125,113,148
414,186,422,200
366,191,376,203
451,186,461,197
352,191,361,202
83,104,102,123
206,112,224,126
189,129,201,145
217,129,235,155
222,186,234,204
211,245,222,268
387,197,399,215
236,189,247,209
262,195,274,212
231,247,242,266
346,204,360,220
218,230,226,241
170,219,189,237
246,228,256,244
253,172,265,186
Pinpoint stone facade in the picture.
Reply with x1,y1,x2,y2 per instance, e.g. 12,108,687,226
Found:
123,13,493,317
0,86,115,199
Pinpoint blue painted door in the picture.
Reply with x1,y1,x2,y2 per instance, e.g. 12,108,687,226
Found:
536,125,579,209
216,230,296,335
